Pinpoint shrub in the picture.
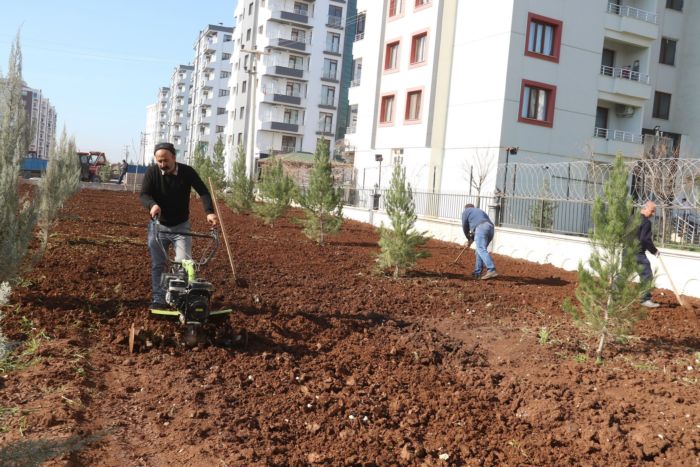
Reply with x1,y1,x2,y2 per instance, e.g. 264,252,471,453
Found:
253,156,295,226
225,144,254,213
564,155,648,362
297,139,343,245
376,164,430,277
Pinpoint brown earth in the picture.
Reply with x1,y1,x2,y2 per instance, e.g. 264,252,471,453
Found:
0,188,699,466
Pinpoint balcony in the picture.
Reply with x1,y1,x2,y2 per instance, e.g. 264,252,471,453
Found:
262,91,304,107
350,78,361,87
260,119,303,134
592,127,645,156
263,65,307,80
598,65,651,101
268,37,308,53
354,32,364,42
327,15,343,29
604,2,658,45
321,72,338,82
270,9,312,28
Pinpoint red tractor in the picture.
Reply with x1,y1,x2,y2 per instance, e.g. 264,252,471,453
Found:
78,151,107,182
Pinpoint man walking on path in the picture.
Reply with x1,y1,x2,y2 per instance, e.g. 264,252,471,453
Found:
637,201,660,308
117,159,128,184
461,203,498,280
140,142,218,309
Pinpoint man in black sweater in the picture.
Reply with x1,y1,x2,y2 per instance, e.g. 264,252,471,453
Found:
140,142,218,309
637,201,660,308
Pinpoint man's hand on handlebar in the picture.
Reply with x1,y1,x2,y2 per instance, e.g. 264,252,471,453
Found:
207,213,219,226
150,205,161,219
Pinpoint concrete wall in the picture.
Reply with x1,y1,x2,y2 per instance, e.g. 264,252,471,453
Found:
343,206,700,298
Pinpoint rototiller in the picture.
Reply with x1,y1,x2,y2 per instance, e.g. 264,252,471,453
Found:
150,220,232,345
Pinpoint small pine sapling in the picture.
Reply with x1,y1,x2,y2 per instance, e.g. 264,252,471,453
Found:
376,164,430,278
209,136,226,192
253,156,295,226
298,139,343,245
225,144,254,213
564,155,649,362
529,178,556,232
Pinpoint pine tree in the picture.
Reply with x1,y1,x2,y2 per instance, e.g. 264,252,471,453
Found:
298,139,343,245
0,33,37,284
376,164,430,278
253,156,295,226
225,144,254,213
34,128,80,262
565,155,648,362
210,136,226,192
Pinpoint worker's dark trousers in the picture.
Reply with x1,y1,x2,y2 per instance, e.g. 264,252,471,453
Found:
147,220,192,303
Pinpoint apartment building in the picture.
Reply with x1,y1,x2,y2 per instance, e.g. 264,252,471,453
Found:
347,0,700,196
153,87,171,153
23,86,57,158
166,65,194,157
224,0,356,177
144,103,158,161
185,24,234,163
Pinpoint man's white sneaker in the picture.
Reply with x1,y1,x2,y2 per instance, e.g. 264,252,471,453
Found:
641,300,660,308
481,271,499,280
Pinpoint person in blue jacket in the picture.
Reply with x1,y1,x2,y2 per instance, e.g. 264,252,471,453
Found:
461,203,498,280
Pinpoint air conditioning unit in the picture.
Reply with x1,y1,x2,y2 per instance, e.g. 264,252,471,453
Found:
615,104,635,118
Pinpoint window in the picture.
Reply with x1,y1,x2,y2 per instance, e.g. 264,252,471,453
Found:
217,107,226,115
284,108,299,124
246,29,251,41
323,58,338,79
326,32,341,53
356,13,366,38
653,91,671,119
240,106,245,119
351,59,362,84
410,32,427,64
328,5,343,26
389,0,403,17
259,25,263,34
224,34,232,42
237,133,243,144
294,2,308,16
289,55,304,70
659,38,677,66
666,0,683,11
319,113,333,133
384,41,400,70
380,94,395,124
405,90,422,121
291,28,306,43
220,70,231,78
286,81,302,97
216,125,225,133
518,80,556,127
321,85,335,106
525,13,563,62
249,2,253,14
415,0,430,6
222,52,231,60
244,55,249,69
219,89,230,97
242,80,247,93
281,135,296,152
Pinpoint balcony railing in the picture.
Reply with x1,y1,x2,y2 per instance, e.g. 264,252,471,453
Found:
350,78,361,87
346,125,356,134
354,32,365,41
606,2,657,24
593,127,644,144
600,65,650,84
327,15,343,27
322,72,337,80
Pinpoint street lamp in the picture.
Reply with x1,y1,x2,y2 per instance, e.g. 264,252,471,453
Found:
502,146,518,197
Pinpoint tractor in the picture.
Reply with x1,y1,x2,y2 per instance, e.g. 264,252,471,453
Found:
78,151,107,182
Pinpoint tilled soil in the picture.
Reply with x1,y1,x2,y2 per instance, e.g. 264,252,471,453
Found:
1,189,699,466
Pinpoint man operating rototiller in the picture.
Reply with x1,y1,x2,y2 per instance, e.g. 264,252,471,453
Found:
140,142,231,344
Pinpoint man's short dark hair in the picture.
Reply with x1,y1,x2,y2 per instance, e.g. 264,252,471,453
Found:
154,142,176,156
464,203,475,209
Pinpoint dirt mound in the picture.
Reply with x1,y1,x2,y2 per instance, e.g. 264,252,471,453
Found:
1,189,698,465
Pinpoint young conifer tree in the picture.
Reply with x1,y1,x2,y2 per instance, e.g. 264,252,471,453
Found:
34,129,81,261
565,155,649,362
0,33,37,283
376,164,430,278
225,143,254,213
209,136,226,192
253,156,295,226
298,139,343,245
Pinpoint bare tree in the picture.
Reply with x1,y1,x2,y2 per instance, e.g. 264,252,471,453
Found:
461,148,495,203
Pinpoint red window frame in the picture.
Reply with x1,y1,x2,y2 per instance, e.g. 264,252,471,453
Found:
414,0,431,10
404,89,423,122
384,40,400,71
524,12,563,63
389,0,403,17
518,79,557,128
410,31,428,65
379,93,396,125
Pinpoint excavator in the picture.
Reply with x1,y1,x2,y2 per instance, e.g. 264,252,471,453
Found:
78,151,107,182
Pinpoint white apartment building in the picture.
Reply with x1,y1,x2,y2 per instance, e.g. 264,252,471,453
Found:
144,103,158,163
23,87,57,158
224,0,355,177
153,86,171,152
186,24,234,163
347,0,700,196
166,65,194,158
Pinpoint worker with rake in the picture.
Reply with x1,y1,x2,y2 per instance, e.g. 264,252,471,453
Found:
140,142,218,310
461,203,498,280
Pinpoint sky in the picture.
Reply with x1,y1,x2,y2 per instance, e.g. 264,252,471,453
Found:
0,0,237,164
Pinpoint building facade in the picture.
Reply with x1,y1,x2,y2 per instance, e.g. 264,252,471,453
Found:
166,65,194,158
224,0,356,177
347,0,700,196
23,86,57,158
186,24,234,163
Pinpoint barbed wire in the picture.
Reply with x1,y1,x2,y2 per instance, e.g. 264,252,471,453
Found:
496,158,700,205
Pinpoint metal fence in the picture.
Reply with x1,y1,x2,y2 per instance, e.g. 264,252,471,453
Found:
340,187,700,250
